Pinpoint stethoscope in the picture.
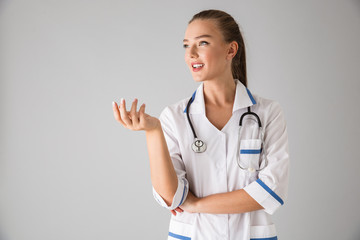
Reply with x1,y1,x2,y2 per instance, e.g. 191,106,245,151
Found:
185,92,268,172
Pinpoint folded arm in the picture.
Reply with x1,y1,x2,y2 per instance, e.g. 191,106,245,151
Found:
197,189,263,214
177,189,263,214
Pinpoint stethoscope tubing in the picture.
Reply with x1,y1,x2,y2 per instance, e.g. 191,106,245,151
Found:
236,124,267,172
186,96,198,139
186,94,268,172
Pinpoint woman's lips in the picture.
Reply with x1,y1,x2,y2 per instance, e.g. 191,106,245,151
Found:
193,66,203,72
192,64,204,72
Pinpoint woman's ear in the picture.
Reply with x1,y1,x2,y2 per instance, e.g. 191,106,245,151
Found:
227,41,238,60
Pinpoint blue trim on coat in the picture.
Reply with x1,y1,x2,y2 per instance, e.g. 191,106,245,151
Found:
177,179,187,207
256,179,284,205
183,90,197,113
250,237,278,240
240,149,262,154
246,88,256,104
168,231,191,240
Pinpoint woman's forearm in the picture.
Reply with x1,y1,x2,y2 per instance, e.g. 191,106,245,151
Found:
146,123,178,206
195,189,263,214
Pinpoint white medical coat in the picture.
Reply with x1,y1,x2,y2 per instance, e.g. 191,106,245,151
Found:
152,79,290,240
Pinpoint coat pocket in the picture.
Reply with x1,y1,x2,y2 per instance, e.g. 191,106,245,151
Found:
168,219,193,240
239,139,262,172
250,223,277,239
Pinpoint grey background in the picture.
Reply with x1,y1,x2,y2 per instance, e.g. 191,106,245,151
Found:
1,0,360,239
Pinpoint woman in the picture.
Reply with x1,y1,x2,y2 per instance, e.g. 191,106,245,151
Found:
112,9,289,240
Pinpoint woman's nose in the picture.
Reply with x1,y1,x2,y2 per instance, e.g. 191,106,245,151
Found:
189,45,198,58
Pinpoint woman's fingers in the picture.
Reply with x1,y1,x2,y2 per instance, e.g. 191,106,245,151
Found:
130,98,140,126
112,102,126,126
176,207,184,212
119,98,132,126
170,207,184,216
174,207,183,213
113,98,148,130
139,103,146,121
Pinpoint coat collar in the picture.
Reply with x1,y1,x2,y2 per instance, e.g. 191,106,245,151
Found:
184,79,256,114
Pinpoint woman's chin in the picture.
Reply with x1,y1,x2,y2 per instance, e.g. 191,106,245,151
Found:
191,75,206,82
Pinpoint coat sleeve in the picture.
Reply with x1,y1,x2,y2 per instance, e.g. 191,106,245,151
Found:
243,101,290,215
152,106,189,210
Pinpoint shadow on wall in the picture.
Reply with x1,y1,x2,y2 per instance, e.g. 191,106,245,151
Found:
353,229,360,240
0,231,7,240
351,0,360,13
0,0,11,14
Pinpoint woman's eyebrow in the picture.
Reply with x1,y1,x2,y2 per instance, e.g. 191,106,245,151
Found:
183,34,213,42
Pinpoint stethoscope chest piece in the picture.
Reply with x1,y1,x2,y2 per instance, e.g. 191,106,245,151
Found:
191,138,207,153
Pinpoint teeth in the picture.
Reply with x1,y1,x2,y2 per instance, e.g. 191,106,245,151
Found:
193,64,204,68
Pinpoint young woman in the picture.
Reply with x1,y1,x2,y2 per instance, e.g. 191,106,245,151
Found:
112,9,289,240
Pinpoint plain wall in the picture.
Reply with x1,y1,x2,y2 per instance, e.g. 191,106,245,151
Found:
1,0,360,239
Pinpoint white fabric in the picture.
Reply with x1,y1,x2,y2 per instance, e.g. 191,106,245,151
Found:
152,79,290,240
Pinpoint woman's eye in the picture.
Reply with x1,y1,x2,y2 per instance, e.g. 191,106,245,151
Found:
183,41,208,49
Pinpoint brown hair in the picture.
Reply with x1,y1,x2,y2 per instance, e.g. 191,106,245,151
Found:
188,9,247,87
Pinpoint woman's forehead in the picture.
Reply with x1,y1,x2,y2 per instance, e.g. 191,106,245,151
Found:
184,20,221,40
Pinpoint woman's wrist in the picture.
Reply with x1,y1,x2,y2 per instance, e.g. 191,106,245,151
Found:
194,196,202,212
145,119,161,133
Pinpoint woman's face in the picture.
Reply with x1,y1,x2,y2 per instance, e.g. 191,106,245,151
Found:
183,19,232,82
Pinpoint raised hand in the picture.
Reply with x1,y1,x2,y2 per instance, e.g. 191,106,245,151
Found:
113,98,160,132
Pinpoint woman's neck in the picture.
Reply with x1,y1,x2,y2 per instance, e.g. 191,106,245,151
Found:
203,77,236,108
